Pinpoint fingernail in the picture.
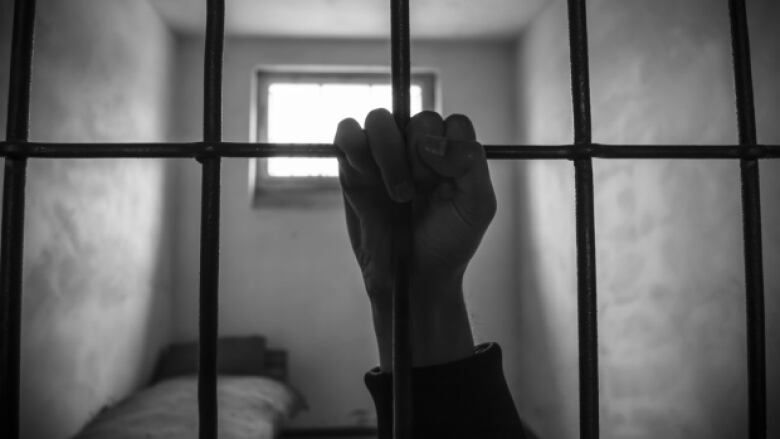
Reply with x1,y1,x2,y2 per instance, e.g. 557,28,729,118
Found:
422,135,447,157
394,181,415,202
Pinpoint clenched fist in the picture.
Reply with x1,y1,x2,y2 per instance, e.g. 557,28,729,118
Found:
335,109,496,371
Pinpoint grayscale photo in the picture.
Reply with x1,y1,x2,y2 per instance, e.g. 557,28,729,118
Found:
0,0,778,438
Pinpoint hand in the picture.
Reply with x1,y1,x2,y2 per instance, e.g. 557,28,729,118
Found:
335,109,496,370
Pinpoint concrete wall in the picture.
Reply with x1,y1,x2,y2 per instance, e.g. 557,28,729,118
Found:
169,37,520,427
0,1,174,438
514,0,780,438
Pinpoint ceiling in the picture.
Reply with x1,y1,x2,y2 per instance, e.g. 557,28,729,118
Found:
149,0,549,40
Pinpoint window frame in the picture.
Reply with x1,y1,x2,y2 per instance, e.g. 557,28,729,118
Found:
250,67,437,205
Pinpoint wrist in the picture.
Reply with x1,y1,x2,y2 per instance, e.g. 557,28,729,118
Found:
371,274,474,372
409,288,474,368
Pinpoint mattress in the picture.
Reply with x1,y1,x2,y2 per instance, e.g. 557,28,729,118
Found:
75,375,306,439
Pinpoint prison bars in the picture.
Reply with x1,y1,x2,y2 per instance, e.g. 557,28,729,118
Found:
2,142,780,159
198,0,224,437
0,0,35,438
390,0,414,438
729,0,766,437
0,0,774,438
566,0,599,437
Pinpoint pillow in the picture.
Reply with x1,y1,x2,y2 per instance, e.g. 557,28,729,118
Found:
153,336,267,382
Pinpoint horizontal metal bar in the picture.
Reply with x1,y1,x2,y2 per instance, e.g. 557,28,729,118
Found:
2,142,779,160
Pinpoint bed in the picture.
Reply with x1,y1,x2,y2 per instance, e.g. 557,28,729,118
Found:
74,336,307,439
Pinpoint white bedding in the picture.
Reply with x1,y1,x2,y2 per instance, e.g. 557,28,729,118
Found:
75,375,306,439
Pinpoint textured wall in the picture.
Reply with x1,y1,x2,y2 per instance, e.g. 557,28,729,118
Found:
0,1,174,438
515,0,780,438
169,37,520,427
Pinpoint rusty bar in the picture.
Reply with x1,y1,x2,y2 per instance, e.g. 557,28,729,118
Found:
728,0,766,437
1,0,36,437
198,0,224,438
566,0,599,438
390,0,413,438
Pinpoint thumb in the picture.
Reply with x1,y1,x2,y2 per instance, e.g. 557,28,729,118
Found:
418,135,483,179
417,135,496,227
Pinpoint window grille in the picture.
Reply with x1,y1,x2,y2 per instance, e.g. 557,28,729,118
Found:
1,0,777,438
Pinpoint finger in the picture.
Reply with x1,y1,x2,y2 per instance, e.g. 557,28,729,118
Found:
444,113,476,142
334,118,377,180
335,118,382,204
419,114,496,225
422,113,480,179
342,183,395,294
338,158,368,195
335,117,389,230
418,135,482,180
364,108,414,203
406,111,444,190
342,194,362,256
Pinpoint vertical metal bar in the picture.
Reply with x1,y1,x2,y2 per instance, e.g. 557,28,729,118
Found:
390,0,413,438
728,1,766,437
566,1,599,438
199,0,224,438
391,0,411,126
1,0,36,438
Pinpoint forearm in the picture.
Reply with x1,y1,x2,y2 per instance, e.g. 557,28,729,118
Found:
370,276,474,372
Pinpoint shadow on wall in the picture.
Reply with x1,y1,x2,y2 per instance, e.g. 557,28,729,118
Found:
0,0,176,438
515,0,780,438
511,48,572,439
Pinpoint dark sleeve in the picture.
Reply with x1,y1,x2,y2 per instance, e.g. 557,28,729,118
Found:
364,342,527,438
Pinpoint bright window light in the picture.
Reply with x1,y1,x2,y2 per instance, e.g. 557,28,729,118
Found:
267,83,423,177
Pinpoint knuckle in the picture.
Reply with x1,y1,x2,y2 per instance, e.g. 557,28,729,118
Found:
410,110,443,126
445,114,474,131
335,119,364,152
445,113,476,140
416,110,441,119
473,142,487,160
408,111,444,139
365,108,392,126
337,117,360,132
445,113,470,123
